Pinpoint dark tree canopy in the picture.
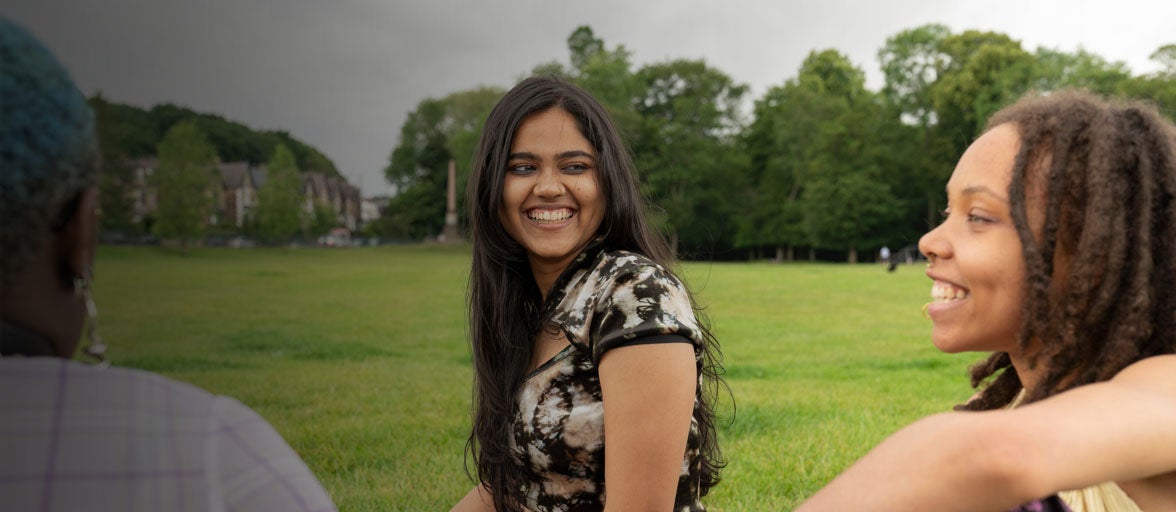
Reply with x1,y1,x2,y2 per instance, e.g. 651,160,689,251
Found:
379,25,1175,261
88,97,341,176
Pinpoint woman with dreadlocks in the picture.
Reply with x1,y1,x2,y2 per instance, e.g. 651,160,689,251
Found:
798,90,1175,512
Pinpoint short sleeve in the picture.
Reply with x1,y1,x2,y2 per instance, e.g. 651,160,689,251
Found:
589,256,702,364
207,396,337,512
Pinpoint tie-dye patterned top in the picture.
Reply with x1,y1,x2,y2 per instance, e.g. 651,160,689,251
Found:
510,242,708,511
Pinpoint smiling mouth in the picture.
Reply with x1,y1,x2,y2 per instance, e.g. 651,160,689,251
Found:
527,208,574,222
931,282,970,303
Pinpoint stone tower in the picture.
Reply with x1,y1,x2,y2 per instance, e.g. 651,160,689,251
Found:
439,159,463,242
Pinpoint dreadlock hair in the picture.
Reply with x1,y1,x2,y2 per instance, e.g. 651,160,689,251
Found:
464,76,726,510
0,19,99,289
959,90,1176,411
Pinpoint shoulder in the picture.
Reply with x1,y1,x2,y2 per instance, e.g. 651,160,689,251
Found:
577,250,695,323
202,388,338,510
1110,354,1176,396
1,359,220,416
557,250,690,315
593,250,690,297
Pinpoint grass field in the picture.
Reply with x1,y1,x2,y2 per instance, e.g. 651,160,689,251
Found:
94,244,979,510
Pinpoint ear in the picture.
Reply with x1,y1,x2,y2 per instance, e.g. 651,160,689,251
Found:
58,186,100,281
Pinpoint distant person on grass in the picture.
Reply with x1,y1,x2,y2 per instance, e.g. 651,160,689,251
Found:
0,19,336,511
798,90,1176,511
452,76,726,511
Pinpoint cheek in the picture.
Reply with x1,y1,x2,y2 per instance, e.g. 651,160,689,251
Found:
580,177,604,211
993,258,1028,330
499,179,526,213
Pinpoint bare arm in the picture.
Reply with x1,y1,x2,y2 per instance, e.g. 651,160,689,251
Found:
797,355,1176,512
598,342,698,512
451,485,495,512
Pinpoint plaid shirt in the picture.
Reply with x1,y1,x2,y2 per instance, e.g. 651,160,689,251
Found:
0,358,337,512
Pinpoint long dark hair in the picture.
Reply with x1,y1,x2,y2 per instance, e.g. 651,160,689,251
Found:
464,76,725,509
960,90,1176,411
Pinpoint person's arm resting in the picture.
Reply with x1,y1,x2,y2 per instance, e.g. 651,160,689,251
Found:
451,484,495,512
797,355,1176,512
599,341,697,512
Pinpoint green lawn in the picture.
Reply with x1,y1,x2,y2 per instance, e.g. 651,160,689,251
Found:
94,244,978,510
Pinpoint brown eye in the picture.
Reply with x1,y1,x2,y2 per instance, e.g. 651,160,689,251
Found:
508,164,536,175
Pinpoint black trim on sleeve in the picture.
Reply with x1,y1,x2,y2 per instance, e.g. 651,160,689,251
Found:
611,333,692,349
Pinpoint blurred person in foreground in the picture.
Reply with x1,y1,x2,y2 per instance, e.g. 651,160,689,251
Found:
798,90,1175,512
0,18,337,511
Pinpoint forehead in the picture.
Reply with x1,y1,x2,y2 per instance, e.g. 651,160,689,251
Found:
510,107,593,153
947,123,1019,195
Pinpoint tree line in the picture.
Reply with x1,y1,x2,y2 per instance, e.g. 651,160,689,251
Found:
91,98,342,243
382,24,1175,261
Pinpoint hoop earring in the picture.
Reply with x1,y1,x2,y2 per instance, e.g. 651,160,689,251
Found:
74,270,108,367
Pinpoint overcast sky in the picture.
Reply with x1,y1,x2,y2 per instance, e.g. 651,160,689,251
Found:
5,0,1173,196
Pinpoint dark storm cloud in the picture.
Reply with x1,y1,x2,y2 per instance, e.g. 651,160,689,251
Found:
5,0,1172,195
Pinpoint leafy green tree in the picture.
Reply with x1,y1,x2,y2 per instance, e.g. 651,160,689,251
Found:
632,58,748,255
89,95,158,158
738,81,825,258
307,200,337,238
383,87,503,240
256,144,303,243
89,97,341,178
800,92,903,262
1031,47,1133,94
384,99,450,240
532,26,644,141
740,49,907,261
89,95,148,234
877,24,959,227
96,161,138,233
785,50,902,262
1151,44,1176,77
879,24,950,130
1120,45,1176,122
143,103,341,175
930,31,1035,155
153,121,216,248
568,26,605,71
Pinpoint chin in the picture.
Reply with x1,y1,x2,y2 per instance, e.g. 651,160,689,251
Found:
932,341,966,354
930,330,971,354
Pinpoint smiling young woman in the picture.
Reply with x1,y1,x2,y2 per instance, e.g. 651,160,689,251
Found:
497,106,605,295
798,90,1176,512
919,124,1032,369
453,76,725,512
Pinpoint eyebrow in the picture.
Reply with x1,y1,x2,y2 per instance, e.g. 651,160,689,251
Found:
507,150,595,161
951,185,1009,203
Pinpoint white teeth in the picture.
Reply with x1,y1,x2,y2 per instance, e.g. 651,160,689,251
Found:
931,283,970,303
528,209,573,222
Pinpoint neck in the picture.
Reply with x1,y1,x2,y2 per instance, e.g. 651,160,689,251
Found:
0,321,57,357
0,241,82,359
530,255,575,302
1007,340,1045,394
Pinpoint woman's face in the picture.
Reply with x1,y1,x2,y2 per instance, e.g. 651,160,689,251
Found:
918,123,1027,354
498,107,605,273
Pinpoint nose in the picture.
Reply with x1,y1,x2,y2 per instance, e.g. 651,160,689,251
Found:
533,167,565,198
918,222,951,263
